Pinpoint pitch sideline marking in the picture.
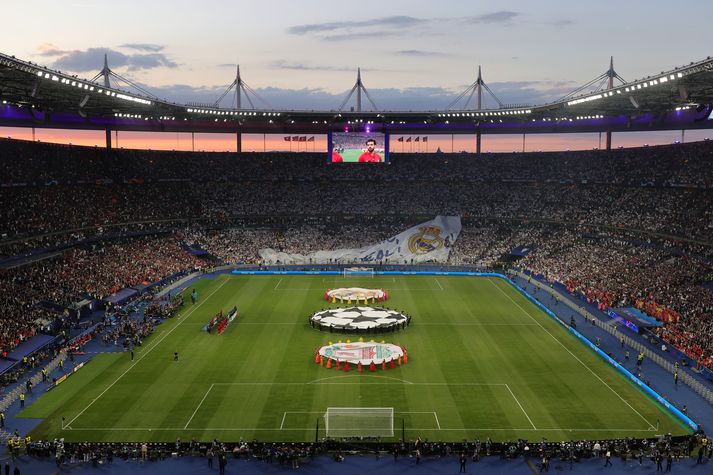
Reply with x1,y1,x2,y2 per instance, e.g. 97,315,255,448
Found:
184,384,215,429
488,279,656,430
209,381,506,386
505,384,537,430
64,425,657,432
433,411,441,430
64,277,231,429
435,278,444,290
274,278,283,290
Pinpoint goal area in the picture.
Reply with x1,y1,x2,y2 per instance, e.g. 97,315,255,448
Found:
324,407,394,438
343,267,375,277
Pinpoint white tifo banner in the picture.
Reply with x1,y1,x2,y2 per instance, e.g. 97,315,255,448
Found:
259,216,461,265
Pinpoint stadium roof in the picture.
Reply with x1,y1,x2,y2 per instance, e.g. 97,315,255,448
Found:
1,51,713,135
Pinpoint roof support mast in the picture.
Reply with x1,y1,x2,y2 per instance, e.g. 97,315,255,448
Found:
338,68,378,112
101,55,112,150
212,64,271,153
606,56,615,152
446,66,503,156
92,54,160,151
476,66,483,155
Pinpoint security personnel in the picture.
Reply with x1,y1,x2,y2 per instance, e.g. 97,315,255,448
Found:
41,368,47,381
0,411,4,427
19,392,25,408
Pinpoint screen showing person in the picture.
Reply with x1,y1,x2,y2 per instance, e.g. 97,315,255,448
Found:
329,132,387,163
358,139,382,162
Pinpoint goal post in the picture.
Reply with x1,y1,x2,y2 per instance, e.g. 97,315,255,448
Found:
324,407,394,438
343,267,375,278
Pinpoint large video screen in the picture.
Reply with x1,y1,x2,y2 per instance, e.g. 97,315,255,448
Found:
329,132,388,163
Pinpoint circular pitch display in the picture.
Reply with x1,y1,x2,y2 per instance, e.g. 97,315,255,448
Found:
310,306,409,332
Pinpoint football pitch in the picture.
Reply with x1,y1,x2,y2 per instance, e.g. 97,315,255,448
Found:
20,274,691,442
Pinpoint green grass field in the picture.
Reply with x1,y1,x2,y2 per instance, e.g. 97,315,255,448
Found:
20,274,690,442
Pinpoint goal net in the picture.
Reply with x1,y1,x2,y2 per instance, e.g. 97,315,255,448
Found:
324,407,394,438
343,267,375,278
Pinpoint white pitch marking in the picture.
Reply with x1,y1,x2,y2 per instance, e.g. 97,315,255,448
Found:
64,426,657,432
307,375,414,385
416,322,538,326
64,277,230,428
433,412,441,430
184,384,214,429
435,278,444,290
488,279,656,430
209,381,505,386
506,384,537,430
274,278,283,290
280,412,287,430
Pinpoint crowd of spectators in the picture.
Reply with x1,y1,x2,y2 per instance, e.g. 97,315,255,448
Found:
511,229,713,368
1,139,711,257
0,137,710,372
0,235,203,356
15,432,710,471
1,137,711,187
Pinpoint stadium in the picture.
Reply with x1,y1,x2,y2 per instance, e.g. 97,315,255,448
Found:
1,3,712,474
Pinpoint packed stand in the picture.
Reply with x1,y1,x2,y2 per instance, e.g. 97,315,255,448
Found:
0,235,203,356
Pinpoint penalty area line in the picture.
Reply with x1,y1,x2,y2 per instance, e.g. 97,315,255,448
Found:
185,384,215,429
506,384,536,430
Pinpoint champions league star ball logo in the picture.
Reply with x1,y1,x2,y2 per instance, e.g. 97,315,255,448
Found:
407,226,444,255
311,307,408,332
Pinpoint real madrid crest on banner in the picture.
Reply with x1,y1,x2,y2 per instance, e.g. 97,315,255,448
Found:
407,225,444,255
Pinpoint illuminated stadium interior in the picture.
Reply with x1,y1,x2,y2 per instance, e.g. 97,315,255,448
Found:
0,5,712,474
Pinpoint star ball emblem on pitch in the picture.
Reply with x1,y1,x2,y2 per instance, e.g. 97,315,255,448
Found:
311,307,408,331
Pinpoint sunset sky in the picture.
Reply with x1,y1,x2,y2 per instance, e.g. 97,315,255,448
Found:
2,0,712,151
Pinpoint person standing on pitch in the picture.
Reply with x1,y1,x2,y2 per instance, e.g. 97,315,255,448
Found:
191,289,198,305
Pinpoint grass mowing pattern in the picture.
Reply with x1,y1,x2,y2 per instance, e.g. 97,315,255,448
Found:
22,275,690,442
